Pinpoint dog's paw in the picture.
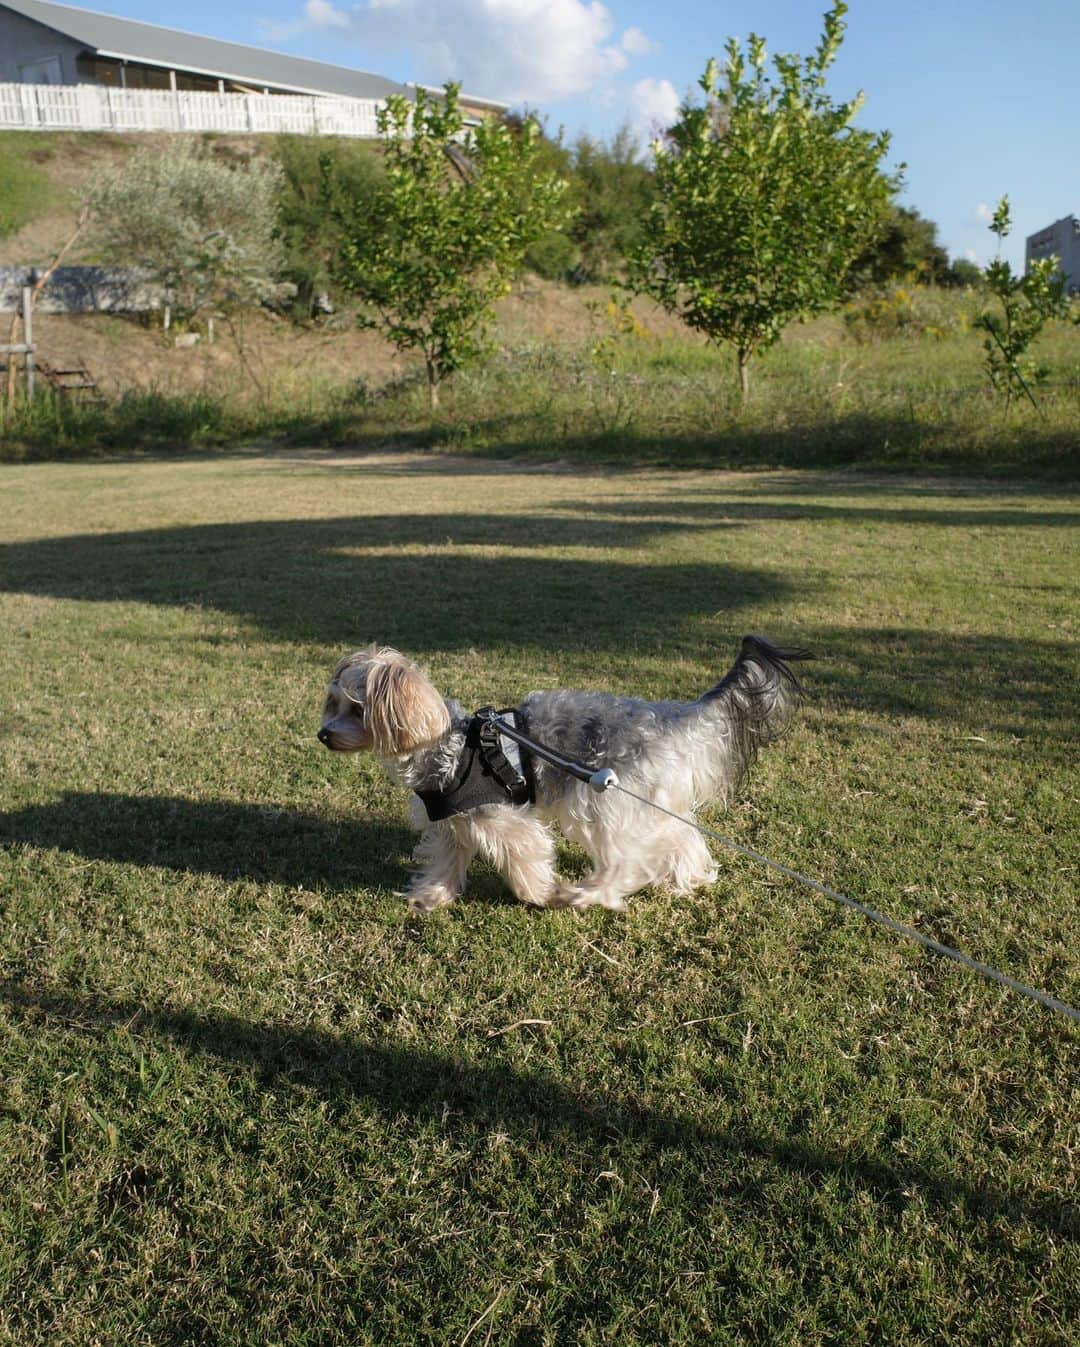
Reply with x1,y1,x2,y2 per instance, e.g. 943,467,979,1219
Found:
406,889,455,916
552,883,628,913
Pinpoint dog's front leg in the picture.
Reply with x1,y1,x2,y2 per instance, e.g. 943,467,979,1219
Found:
405,813,477,914
470,808,559,909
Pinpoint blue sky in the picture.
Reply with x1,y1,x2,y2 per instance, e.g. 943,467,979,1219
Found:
82,0,1078,268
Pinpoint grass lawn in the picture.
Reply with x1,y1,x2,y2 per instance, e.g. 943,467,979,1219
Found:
1,453,1078,1345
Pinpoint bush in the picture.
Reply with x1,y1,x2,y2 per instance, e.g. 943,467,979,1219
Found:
271,135,385,316
84,141,287,326
525,128,655,283
843,284,975,342
850,206,950,288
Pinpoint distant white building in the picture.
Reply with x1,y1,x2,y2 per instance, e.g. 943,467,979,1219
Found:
1025,215,1080,295
0,0,506,135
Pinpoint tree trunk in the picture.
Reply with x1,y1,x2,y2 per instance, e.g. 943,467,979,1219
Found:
426,358,440,411
737,347,752,403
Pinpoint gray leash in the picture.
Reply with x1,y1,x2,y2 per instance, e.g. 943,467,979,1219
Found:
482,712,1080,1027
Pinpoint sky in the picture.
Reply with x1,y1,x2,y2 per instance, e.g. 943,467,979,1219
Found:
71,0,1079,269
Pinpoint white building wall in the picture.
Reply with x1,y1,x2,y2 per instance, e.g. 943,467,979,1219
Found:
1026,216,1080,294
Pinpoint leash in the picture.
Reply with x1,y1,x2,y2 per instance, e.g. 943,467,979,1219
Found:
478,711,1080,1027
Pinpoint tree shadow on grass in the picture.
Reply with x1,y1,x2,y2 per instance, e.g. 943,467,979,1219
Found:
552,489,1080,530
803,627,1079,746
0,793,414,894
347,413,1080,476
0,511,796,652
2,982,1077,1241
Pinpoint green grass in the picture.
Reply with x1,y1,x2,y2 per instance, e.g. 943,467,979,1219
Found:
2,294,1078,472
0,134,65,240
1,455,1078,1344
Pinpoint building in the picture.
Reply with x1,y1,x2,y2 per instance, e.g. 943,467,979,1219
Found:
0,0,505,131
1026,215,1080,295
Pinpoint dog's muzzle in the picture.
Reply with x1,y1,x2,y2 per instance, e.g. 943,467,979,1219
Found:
317,727,333,747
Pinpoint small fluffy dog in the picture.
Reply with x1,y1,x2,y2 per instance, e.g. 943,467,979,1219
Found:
318,636,808,914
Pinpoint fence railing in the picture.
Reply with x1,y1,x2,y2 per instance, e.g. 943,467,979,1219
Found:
0,81,383,137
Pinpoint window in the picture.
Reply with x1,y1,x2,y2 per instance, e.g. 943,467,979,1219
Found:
174,71,219,93
76,54,122,86
19,56,63,85
122,64,171,91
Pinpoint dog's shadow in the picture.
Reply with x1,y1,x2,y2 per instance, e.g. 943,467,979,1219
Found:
0,792,415,894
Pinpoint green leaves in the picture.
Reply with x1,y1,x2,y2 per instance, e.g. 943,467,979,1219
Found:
84,142,287,324
631,3,898,400
332,84,572,407
977,195,1071,407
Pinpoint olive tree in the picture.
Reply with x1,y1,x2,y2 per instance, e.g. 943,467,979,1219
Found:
632,2,898,399
332,84,572,409
85,141,288,332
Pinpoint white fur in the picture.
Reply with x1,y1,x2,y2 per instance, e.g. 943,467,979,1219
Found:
319,638,806,915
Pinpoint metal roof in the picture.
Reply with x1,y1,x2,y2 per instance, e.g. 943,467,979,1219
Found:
1,0,427,101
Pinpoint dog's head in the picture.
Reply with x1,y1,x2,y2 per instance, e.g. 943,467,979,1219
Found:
318,646,451,757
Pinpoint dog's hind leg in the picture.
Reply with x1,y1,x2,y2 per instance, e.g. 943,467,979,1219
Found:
662,824,718,896
554,816,716,911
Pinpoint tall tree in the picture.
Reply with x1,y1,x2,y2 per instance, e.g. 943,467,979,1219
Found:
632,2,899,399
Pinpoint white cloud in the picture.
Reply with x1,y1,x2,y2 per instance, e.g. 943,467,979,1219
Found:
964,248,979,264
270,0,659,104
975,202,994,224
630,76,680,141
620,26,655,57
305,0,349,27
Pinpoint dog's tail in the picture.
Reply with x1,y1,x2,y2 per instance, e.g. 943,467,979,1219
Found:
697,635,812,797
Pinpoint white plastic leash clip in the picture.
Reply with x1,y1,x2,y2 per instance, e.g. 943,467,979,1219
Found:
588,768,619,793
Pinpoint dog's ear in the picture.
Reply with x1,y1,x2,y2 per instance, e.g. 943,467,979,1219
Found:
365,654,450,755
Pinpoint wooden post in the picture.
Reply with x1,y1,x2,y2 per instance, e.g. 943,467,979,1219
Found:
22,287,34,400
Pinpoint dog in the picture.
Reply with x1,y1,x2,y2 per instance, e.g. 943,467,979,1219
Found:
318,636,808,914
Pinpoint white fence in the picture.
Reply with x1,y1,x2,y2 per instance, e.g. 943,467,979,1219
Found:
0,82,382,137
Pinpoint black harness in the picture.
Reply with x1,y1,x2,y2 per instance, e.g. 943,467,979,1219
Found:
415,707,536,822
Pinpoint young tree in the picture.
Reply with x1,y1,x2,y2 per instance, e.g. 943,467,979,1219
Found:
85,141,288,332
332,84,572,408
631,2,898,399
977,196,1071,408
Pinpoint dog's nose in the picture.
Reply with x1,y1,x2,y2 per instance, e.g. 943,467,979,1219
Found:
317,727,332,746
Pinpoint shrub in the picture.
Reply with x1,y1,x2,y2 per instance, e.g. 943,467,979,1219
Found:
84,141,288,327
271,135,385,316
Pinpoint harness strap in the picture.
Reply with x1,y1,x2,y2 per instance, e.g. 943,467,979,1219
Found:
415,706,535,822
474,706,530,799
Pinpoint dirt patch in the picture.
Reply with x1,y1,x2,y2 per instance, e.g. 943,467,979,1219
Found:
20,279,690,400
